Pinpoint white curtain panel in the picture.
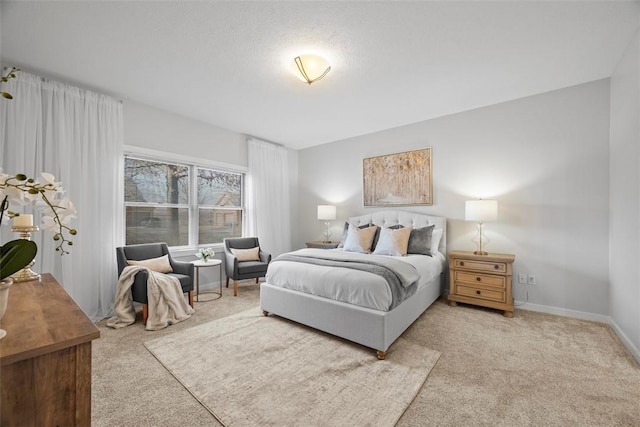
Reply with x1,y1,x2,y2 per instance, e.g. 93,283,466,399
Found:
245,137,292,257
0,69,123,320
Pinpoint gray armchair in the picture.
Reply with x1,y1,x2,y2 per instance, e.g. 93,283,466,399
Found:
116,242,194,324
223,237,271,297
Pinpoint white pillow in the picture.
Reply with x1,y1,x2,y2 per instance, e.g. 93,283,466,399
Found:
342,224,378,254
127,254,173,273
372,226,412,256
430,229,443,255
231,247,260,262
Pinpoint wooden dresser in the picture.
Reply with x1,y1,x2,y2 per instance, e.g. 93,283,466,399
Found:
0,273,100,426
447,250,515,317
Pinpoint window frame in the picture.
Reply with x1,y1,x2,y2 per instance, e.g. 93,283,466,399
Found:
123,146,247,253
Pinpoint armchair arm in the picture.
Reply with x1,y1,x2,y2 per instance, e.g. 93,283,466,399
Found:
259,250,271,264
224,250,239,277
170,259,194,278
130,269,150,304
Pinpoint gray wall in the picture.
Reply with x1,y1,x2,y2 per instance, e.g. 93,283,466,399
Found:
298,79,611,317
610,28,640,362
124,99,248,167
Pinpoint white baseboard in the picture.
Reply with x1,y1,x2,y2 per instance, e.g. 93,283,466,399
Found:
608,318,640,365
515,301,610,323
515,300,640,365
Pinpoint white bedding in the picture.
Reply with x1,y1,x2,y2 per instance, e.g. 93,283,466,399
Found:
265,250,445,311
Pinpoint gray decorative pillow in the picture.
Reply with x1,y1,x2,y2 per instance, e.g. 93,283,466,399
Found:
407,224,436,256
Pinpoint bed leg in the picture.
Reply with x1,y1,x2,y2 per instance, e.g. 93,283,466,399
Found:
262,310,269,316
376,350,386,360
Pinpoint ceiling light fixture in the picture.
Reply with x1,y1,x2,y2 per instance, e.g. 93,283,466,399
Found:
293,54,331,85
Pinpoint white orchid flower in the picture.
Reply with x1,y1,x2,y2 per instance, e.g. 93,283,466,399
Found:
0,170,78,255
40,172,62,190
1,186,26,205
57,198,77,215
40,215,59,232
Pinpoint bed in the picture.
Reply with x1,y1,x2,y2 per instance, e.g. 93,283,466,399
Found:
260,211,447,359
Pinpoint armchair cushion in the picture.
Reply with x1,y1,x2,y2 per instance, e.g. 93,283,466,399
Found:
127,254,173,273
237,261,269,275
231,247,260,262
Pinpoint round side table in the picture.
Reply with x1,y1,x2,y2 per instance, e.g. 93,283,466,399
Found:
191,259,223,302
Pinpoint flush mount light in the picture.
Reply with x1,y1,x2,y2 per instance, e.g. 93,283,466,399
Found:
293,54,331,85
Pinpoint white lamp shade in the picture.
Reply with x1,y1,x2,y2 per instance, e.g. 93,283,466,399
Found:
465,200,498,222
317,205,337,221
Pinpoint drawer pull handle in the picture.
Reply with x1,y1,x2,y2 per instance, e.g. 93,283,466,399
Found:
494,265,499,270
476,290,481,295
476,277,481,282
460,261,465,266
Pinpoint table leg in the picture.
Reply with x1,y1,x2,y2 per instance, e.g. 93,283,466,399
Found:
195,267,200,302
219,263,223,298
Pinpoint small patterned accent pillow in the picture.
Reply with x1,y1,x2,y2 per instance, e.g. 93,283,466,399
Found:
231,247,260,262
342,224,379,254
127,254,173,273
372,226,413,256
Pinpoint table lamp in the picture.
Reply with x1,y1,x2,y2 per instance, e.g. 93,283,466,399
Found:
465,199,498,255
317,205,337,243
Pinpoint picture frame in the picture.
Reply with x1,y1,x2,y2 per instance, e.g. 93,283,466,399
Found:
363,147,432,207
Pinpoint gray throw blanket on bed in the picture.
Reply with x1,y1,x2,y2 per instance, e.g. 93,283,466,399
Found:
271,248,420,309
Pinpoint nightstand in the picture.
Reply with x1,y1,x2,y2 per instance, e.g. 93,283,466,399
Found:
305,240,340,249
447,250,515,317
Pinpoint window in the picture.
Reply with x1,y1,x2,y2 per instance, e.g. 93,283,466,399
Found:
197,168,243,244
124,155,244,247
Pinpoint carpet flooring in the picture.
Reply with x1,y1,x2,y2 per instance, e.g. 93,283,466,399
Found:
144,307,440,426
93,281,640,426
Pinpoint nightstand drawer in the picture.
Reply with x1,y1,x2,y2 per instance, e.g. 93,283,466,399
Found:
456,284,505,303
453,258,507,274
454,271,505,289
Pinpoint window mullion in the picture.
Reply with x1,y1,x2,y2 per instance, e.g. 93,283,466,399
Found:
190,165,198,247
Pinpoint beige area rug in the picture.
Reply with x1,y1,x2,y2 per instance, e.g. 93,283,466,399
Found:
144,307,441,427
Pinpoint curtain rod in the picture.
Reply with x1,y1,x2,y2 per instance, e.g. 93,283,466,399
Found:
245,134,285,147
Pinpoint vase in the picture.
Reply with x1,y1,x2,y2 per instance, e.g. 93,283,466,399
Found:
0,278,13,340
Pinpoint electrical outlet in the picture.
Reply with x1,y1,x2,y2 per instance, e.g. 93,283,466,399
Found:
518,274,527,284
528,275,536,285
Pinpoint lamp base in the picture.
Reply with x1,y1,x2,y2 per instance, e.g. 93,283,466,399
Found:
10,260,40,282
473,250,489,256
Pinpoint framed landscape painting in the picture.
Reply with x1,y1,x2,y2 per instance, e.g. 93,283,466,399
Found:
363,148,432,206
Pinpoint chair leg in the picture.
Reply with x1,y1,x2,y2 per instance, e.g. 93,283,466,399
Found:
234,280,238,297
142,304,149,324
256,277,259,284
188,290,194,307
226,276,229,288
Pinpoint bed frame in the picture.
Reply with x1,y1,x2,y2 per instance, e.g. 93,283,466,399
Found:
260,211,447,359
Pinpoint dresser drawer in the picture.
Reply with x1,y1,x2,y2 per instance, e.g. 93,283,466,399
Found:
453,258,507,274
456,284,505,303
454,271,506,289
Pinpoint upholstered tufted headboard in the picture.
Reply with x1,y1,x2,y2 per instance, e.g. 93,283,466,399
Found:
347,211,446,256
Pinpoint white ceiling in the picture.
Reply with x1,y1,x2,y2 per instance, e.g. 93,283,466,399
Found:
1,1,639,150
